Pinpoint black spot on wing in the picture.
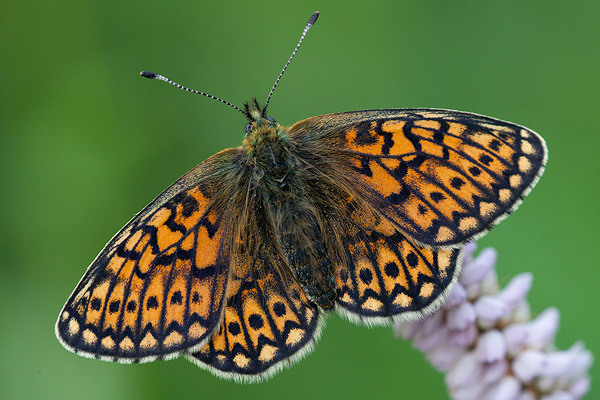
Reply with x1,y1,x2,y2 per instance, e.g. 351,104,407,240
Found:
109,300,120,314
170,290,183,305
228,321,241,336
146,296,159,310
91,298,102,311
126,300,137,312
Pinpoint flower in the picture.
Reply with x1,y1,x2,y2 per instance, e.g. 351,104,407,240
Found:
395,243,593,400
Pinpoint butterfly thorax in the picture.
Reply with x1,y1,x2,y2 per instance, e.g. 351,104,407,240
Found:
243,125,291,184
240,106,337,309
241,99,298,191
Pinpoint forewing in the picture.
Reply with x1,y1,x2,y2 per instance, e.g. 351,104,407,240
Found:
289,109,547,247
187,249,322,382
56,149,241,362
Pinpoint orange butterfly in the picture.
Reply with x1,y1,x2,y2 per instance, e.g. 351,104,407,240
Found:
56,12,547,382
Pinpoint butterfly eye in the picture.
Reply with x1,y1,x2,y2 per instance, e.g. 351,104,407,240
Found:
244,123,252,135
266,116,276,124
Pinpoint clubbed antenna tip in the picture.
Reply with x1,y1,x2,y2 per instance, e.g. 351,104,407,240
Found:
139,70,248,118
308,11,319,26
140,71,158,79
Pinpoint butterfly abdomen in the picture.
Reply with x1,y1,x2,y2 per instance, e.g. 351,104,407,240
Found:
277,208,337,310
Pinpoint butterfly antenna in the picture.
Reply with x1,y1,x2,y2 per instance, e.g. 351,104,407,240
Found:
262,11,319,116
140,71,249,118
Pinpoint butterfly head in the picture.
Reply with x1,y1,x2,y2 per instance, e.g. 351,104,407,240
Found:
243,98,278,137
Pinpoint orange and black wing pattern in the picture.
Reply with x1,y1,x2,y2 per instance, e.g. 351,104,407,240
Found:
55,149,240,362
335,201,462,325
188,248,322,382
290,109,547,248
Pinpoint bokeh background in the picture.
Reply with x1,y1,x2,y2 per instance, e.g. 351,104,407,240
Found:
1,1,598,399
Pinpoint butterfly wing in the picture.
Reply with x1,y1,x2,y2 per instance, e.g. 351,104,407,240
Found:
289,109,547,247
287,108,545,324
335,200,463,325
187,247,322,382
56,148,242,362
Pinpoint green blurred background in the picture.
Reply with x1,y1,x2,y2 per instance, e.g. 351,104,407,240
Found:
1,0,598,398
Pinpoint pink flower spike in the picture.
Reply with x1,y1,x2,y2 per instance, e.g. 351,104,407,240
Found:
540,392,575,400
526,308,560,349
462,241,478,262
568,377,591,398
448,324,477,348
392,244,593,399
444,282,467,309
413,326,448,352
475,295,507,325
544,351,575,378
536,375,560,394
564,342,594,379
393,320,423,339
452,384,486,400
481,358,508,384
485,376,521,400
419,309,444,336
498,272,533,309
516,392,536,400
446,352,480,388
503,323,529,355
428,344,464,371
446,302,476,331
460,247,496,288
475,330,507,363
512,350,546,382
511,300,531,323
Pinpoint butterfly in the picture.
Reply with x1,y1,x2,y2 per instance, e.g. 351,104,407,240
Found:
56,11,547,382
